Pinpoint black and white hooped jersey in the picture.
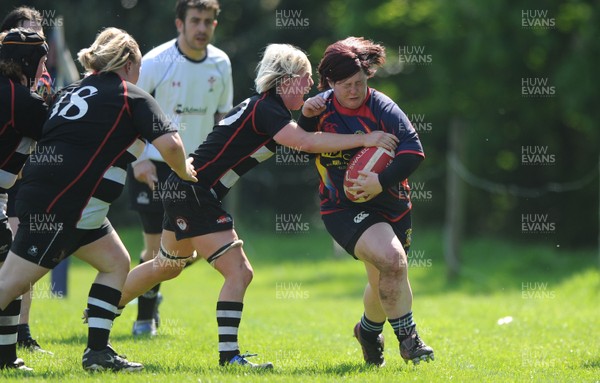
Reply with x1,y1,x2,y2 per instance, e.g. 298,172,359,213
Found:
186,89,292,200
0,76,47,192
16,72,175,229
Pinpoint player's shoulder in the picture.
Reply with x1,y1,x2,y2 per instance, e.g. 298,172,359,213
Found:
13,83,46,110
369,88,397,106
369,88,404,113
206,44,231,64
142,39,178,62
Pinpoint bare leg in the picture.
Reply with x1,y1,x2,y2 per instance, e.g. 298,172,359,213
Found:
355,223,412,319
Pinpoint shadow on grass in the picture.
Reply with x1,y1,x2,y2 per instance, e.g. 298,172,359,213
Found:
73,226,598,298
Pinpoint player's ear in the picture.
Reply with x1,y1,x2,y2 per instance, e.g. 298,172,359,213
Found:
175,18,184,33
327,79,334,89
213,19,218,28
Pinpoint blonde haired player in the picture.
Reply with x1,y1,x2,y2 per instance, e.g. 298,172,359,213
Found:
0,27,196,372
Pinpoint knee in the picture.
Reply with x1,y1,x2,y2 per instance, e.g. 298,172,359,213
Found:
104,252,131,274
378,246,408,275
238,263,254,288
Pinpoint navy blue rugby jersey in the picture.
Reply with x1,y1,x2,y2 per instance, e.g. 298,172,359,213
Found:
0,76,47,192
16,72,176,229
185,89,292,200
313,88,424,221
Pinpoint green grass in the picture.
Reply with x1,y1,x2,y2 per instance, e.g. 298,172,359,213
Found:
2,225,599,382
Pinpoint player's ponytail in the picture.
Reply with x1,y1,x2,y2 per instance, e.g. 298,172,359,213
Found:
77,27,141,75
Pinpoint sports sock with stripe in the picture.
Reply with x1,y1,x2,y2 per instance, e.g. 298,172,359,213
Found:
216,301,243,364
389,311,416,341
360,313,385,343
0,296,21,365
86,283,121,351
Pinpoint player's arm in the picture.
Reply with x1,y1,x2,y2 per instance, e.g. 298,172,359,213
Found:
273,121,398,153
214,112,227,124
151,132,197,182
351,154,424,199
354,105,425,197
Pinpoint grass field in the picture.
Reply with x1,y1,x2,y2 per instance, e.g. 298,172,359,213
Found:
1,225,599,382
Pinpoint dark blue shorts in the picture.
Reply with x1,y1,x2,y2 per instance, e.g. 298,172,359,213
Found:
322,208,412,259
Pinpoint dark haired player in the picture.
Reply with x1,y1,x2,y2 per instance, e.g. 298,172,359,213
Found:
300,36,434,366
0,27,48,370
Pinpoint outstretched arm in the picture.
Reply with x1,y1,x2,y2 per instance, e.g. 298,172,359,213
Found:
273,121,398,153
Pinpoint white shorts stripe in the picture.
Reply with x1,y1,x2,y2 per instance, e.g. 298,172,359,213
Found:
87,317,113,330
87,297,118,314
216,310,242,319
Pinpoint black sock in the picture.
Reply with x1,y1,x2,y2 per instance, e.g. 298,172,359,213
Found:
137,283,161,321
16,323,31,342
389,311,415,341
217,301,243,365
360,314,385,343
86,283,121,351
0,296,21,365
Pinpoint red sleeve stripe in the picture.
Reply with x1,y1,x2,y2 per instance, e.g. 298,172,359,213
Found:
397,149,425,158
195,93,268,174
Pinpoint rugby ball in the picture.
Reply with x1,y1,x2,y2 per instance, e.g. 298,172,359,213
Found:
343,147,395,203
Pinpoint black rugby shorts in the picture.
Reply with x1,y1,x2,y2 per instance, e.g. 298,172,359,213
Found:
322,208,412,259
162,173,234,240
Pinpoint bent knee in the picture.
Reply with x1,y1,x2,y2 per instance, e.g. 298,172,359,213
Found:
376,247,408,273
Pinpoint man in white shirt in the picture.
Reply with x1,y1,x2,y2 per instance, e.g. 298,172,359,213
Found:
126,0,233,336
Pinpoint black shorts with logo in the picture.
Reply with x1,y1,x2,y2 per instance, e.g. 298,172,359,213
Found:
162,173,234,240
10,217,113,269
322,208,412,259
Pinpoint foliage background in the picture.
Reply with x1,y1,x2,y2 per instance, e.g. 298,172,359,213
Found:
2,0,598,249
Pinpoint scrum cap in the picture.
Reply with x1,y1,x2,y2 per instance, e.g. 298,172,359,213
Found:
0,28,48,84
